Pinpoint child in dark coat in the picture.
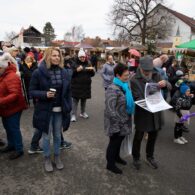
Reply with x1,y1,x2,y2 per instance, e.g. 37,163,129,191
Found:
173,83,193,144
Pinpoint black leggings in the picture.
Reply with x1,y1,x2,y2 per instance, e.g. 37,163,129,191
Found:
106,133,125,167
174,123,183,139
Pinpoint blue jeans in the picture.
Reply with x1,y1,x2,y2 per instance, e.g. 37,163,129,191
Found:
2,112,23,153
42,112,62,157
30,129,65,150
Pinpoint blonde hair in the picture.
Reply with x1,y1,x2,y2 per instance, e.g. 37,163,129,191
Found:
25,55,34,63
43,47,64,69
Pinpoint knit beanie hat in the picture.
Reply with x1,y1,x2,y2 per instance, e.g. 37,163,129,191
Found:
0,53,14,68
153,58,163,68
3,46,18,53
176,70,184,77
78,48,86,58
180,83,190,95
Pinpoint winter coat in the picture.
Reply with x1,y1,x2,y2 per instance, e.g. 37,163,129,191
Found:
167,66,180,86
29,61,72,134
71,58,95,99
90,54,98,66
0,64,27,117
130,68,164,132
104,84,132,136
101,62,115,89
174,93,193,118
20,62,37,97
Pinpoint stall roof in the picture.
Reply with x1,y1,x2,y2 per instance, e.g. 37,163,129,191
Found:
176,39,195,50
75,43,94,49
110,47,129,53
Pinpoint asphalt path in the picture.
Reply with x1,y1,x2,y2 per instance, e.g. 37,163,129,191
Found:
0,73,195,195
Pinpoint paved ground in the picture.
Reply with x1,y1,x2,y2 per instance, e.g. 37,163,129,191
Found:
0,73,195,195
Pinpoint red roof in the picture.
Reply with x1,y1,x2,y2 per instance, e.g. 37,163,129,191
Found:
52,40,80,47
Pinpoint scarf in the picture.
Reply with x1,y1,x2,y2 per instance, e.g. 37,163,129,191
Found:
113,77,135,115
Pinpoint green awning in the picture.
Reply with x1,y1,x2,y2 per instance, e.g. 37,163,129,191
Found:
176,39,195,50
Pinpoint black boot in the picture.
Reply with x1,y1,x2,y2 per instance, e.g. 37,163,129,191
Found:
133,159,141,170
9,151,24,160
0,146,15,153
146,157,158,169
0,139,5,147
116,157,127,165
106,164,123,174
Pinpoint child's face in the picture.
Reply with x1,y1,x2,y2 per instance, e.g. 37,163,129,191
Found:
185,90,191,96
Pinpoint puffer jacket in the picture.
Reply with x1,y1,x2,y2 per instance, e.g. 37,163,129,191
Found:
101,62,115,89
0,64,27,117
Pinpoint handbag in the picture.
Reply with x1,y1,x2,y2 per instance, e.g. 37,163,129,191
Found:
120,128,135,157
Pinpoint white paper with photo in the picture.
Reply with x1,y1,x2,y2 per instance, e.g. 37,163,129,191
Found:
135,83,172,113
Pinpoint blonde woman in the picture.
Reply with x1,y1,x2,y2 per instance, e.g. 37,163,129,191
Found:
29,48,72,172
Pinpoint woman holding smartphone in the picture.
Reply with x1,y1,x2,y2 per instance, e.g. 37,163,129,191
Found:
30,48,72,172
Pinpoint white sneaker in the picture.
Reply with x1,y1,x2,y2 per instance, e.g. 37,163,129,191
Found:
80,113,89,119
180,137,188,144
71,115,76,122
174,138,185,145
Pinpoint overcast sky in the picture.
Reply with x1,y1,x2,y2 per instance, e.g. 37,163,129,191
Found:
0,0,195,41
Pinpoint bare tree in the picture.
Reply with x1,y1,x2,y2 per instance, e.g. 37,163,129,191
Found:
4,31,17,42
64,25,85,42
108,0,172,45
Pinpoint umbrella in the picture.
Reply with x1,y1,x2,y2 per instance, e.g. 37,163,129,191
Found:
128,49,141,57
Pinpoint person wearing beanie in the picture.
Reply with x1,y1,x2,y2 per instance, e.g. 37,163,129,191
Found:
131,56,169,170
0,53,27,160
78,48,86,58
2,45,21,75
71,48,95,122
172,83,193,144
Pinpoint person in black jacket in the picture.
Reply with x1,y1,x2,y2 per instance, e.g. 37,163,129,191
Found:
131,56,168,170
167,60,183,98
20,55,37,104
29,47,72,172
172,83,193,144
71,49,95,122
91,52,98,72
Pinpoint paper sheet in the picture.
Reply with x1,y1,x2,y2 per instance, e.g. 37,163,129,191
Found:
135,83,172,113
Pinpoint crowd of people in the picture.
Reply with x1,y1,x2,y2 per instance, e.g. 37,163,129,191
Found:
0,43,194,174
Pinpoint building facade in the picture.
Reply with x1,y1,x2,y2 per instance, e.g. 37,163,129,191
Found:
12,26,45,47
